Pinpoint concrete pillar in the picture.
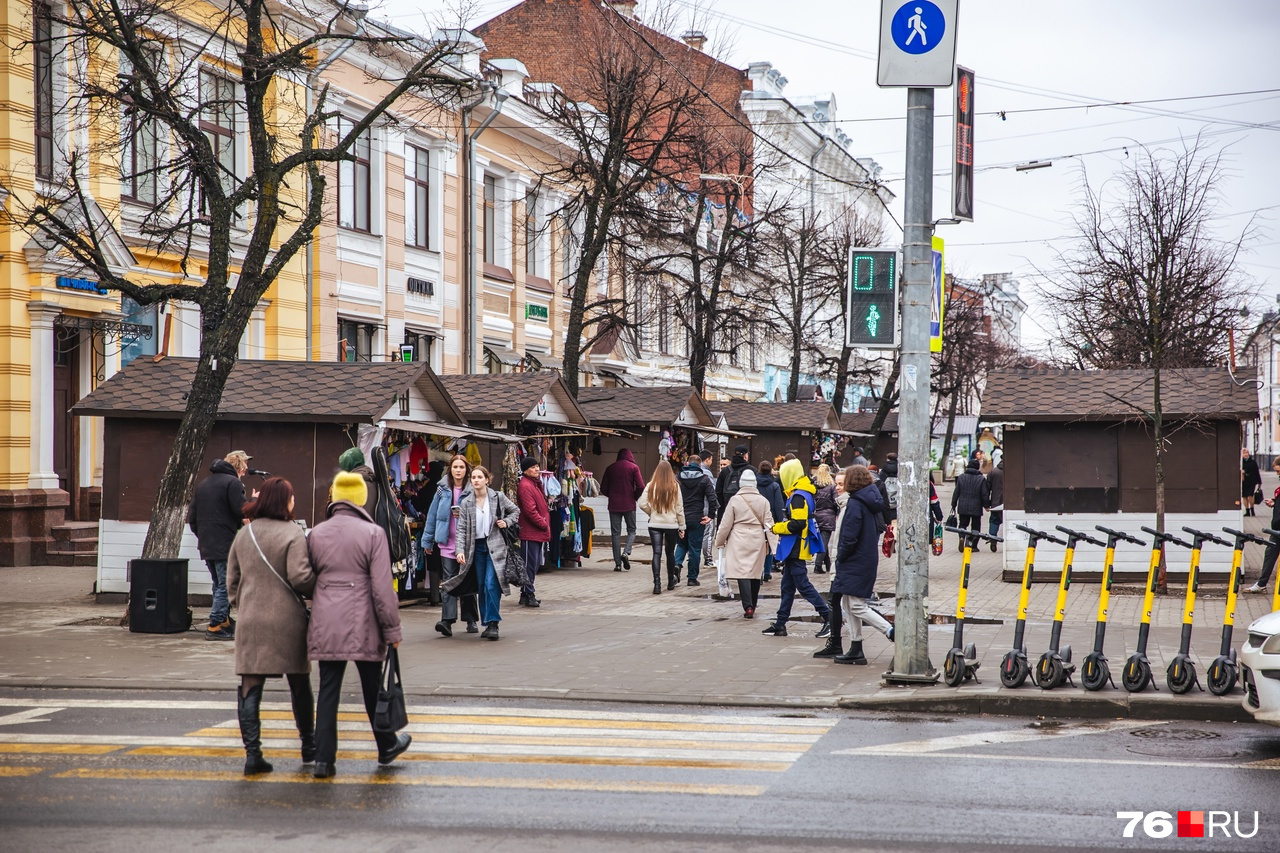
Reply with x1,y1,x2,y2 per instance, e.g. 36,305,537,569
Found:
26,301,62,490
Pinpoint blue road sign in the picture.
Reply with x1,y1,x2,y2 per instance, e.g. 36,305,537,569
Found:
891,2,946,55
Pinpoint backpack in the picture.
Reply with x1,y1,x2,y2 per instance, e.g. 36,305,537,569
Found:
884,476,901,510
370,446,412,564
723,464,745,504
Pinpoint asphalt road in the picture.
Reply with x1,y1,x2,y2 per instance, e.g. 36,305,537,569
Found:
1,688,1277,852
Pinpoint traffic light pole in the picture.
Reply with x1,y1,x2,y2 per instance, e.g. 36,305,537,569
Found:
885,86,939,685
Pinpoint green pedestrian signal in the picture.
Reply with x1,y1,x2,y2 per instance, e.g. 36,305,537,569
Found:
846,248,898,349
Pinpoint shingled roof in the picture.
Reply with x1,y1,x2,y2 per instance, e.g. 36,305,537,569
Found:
439,372,588,425
70,358,466,424
716,400,843,432
576,386,715,427
841,411,899,434
982,368,1259,421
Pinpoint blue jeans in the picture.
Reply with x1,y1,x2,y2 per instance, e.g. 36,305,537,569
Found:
206,560,229,627
475,539,502,625
773,556,829,626
675,522,706,581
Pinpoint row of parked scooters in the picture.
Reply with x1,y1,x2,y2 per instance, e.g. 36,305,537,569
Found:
939,522,1280,695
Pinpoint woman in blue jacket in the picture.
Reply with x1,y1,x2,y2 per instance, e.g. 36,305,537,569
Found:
421,455,479,636
831,465,894,665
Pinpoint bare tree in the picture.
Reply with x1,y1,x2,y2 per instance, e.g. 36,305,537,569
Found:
1049,139,1256,588
6,0,477,563
757,208,834,402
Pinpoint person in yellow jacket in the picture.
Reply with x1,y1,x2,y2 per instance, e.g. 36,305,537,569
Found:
761,459,832,638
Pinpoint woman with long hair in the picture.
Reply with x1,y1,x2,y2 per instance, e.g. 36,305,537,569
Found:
638,459,685,594
448,466,520,641
811,464,839,574
422,454,480,636
831,465,893,665
226,478,316,775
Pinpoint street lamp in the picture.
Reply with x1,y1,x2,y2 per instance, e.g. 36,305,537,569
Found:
1015,160,1053,172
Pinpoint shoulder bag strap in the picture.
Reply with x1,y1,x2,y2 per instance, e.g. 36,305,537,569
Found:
247,522,308,612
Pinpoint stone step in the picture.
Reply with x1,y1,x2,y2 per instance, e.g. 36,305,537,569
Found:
50,522,99,543
46,537,98,553
45,548,97,567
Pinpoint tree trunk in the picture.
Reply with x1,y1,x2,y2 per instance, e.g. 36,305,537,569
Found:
830,344,855,414
939,391,960,479
866,357,900,456
1153,367,1168,594
786,327,802,403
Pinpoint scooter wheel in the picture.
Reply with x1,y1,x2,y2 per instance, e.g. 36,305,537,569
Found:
1000,651,1029,689
1166,657,1197,694
1081,654,1110,692
1035,653,1064,690
1122,656,1152,693
1206,658,1237,696
943,648,966,687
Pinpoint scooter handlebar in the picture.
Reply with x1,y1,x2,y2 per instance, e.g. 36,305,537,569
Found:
1095,525,1146,547
1222,526,1270,547
1141,526,1185,546
1181,525,1233,549
944,525,1003,543
1264,528,1280,539
1054,525,1107,548
1014,524,1067,546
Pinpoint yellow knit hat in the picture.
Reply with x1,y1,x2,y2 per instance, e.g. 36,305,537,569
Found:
331,470,368,507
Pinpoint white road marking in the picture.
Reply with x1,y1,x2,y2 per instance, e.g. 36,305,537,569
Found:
834,719,1159,755
0,708,63,726
849,750,1280,772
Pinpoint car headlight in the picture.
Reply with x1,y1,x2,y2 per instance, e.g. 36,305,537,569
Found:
1263,633,1280,655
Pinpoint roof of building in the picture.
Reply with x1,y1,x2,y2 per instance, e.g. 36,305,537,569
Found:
439,372,589,425
70,358,466,424
841,411,900,433
982,368,1259,421
577,386,715,427
716,399,842,432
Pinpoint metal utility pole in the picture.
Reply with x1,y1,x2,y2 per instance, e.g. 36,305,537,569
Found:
885,86,938,684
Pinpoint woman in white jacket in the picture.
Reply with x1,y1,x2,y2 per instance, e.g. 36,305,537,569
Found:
638,460,685,595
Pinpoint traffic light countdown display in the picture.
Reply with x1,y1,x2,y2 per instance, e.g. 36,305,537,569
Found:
846,248,898,348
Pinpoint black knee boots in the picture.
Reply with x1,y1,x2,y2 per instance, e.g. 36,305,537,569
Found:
238,683,274,775
653,566,662,595
291,679,316,765
834,640,867,665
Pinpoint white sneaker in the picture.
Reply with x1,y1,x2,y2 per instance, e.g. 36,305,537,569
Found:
1245,584,1265,594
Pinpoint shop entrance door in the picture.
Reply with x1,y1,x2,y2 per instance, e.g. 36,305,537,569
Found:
52,330,79,514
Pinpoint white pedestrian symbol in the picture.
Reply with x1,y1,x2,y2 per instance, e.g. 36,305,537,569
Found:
905,6,927,46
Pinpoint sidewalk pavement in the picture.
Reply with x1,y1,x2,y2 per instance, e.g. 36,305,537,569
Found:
1,517,1272,721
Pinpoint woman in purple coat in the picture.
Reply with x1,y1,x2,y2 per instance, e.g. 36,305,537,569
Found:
307,471,412,779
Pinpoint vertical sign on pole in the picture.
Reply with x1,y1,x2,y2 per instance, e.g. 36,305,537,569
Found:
929,236,945,353
953,66,975,221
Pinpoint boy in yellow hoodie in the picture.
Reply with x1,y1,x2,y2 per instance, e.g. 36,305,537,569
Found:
762,459,832,638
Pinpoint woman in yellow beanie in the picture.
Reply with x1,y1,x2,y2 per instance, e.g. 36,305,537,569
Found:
305,470,410,778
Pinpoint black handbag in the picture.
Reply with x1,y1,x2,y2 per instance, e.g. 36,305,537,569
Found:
500,524,527,588
373,647,408,734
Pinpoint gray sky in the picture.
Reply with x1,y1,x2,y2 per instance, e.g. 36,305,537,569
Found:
377,0,1280,354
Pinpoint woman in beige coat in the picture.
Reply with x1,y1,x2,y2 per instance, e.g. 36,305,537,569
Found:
226,478,315,775
715,469,774,618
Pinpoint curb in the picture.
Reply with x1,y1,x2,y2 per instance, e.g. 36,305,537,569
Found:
0,676,1251,722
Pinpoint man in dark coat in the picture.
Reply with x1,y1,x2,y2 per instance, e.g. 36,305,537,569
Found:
831,466,893,665
516,457,550,607
675,458,718,585
950,458,990,552
188,450,250,641
599,448,645,571
756,461,786,582
986,461,1005,550
715,446,752,523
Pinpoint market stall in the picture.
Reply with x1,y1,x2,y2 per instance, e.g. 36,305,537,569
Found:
714,400,854,469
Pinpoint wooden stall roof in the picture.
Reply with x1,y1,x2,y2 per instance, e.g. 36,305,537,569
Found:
715,400,844,433
70,358,467,425
576,386,715,427
841,411,898,435
982,368,1259,422
439,372,590,426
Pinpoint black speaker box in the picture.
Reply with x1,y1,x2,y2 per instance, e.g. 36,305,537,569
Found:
128,558,192,634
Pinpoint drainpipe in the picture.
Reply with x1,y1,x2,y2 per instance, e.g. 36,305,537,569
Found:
463,87,508,373
304,5,369,360
808,136,829,220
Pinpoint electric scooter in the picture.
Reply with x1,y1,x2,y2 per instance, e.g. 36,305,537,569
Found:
1211,527,1269,695
1000,525,1067,688
1165,527,1232,694
942,525,1002,687
1126,527,1191,692
1035,525,1106,689
1079,526,1147,691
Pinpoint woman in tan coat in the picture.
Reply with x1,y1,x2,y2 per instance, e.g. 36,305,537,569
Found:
226,478,315,775
715,468,774,618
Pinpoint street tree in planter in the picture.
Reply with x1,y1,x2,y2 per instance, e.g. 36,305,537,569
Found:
7,0,477,569
1049,139,1257,592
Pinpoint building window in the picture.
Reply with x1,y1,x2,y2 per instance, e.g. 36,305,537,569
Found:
525,191,539,277
337,319,377,362
198,70,237,209
33,1,54,180
120,51,160,205
337,117,372,232
483,175,497,264
405,144,430,249
656,289,671,355
748,325,761,371
401,330,433,363
484,347,503,374
121,298,158,367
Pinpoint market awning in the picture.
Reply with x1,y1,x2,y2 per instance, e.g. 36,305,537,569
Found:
382,419,523,444
694,424,755,438
824,428,872,437
484,347,525,367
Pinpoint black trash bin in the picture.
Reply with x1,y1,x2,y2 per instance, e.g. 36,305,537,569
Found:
129,558,192,634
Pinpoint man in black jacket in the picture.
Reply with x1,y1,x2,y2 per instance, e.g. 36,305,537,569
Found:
675,457,718,586
986,460,1005,551
715,446,751,523
188,450,250,640
950,457,990,553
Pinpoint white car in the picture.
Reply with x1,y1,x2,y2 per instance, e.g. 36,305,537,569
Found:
1241,610,1280,726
